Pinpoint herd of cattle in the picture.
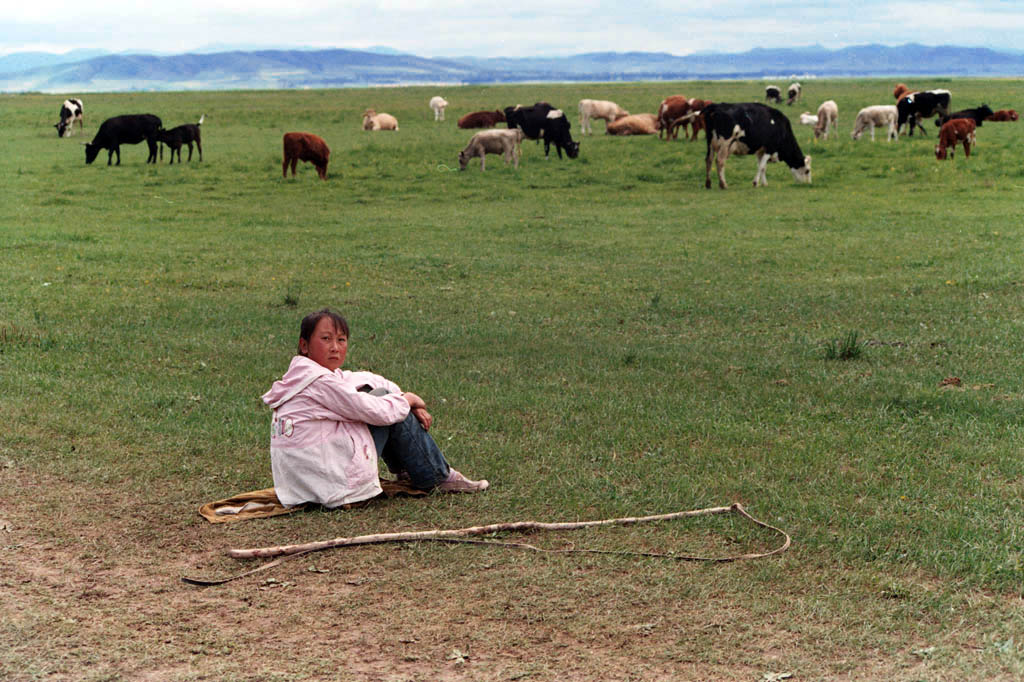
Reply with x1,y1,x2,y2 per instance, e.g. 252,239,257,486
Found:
56,82,1019,187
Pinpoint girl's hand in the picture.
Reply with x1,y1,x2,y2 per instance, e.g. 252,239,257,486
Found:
411,406,432,431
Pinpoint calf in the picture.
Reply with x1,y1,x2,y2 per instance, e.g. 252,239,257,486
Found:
897,89,951,136
673,98,712,141
282,132,330,180
55,98,84,137
504,103,580,159
935,119,976,160
362,109,399,131
765,86,782,104
851,105,898,142
458,128,524,170
84,114,162,165
798,112,818,126
429,96,449,121
703,102,811,189
936,105,993,128
158,114,204,164
813,100,838,140
986,109,1019,122
605,113,659,135
578,99,629,135
786,82,802,106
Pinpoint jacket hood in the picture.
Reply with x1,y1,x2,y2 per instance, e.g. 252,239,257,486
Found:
262,355,335,409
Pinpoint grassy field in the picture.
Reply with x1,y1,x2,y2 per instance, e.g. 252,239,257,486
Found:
2,79,1024,681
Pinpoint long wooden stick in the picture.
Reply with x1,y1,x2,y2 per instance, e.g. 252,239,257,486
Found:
227,502,789,560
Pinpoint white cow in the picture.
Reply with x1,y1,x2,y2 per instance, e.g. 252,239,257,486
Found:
458,128,525,170
362,109,399,131
578,99,629,135
798,112,818,126
813,100,838,140
851,105,898,142
429,96,449,121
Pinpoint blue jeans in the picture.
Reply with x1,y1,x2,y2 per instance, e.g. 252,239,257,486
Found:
369,411,451,490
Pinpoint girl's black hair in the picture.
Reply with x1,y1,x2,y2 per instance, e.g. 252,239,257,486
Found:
298,308,350,356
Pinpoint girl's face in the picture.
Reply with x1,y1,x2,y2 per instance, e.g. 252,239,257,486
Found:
300,317,348,371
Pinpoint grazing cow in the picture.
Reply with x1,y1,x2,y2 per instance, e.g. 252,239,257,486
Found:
703,102,811,189
84,114,162,165
282,132,330,180
935,119,976,160
936,104,993,128
851,105,898,142
578,99,629,135
986,109,1019,122
786,82,802,105
55,98,84,137
362,109,399,131
429,96,449,121
458,128,524,170
605,113,660,136
798,112,818,126
765,86,782,104
897,90,951,136
457,110,506,129
504,103,580,159
657,95,690,140
158,114,204,164
813,100,838,140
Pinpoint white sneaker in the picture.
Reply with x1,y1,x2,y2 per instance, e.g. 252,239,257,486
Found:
437,469,489,493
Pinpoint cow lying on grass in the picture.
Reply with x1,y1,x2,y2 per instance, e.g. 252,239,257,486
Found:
605,113,660,135
283,132,330,180
986,109,1018,122
458,110,506,129
458,128,524,170
935,119,976,160
362,109,398,131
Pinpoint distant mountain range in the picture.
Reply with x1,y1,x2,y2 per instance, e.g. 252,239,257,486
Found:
2,43,1022,93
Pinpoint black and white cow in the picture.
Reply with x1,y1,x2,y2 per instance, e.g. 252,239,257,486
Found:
55,98,84,137
504,102,580,159
703,102,811,189
935,104,993,129
896,89,951,136
84,114,163,165
765,86,782,104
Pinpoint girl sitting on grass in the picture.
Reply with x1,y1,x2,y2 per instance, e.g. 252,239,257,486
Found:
262,308,489,508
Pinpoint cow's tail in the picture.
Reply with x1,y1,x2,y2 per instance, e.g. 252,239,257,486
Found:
198,114,205,126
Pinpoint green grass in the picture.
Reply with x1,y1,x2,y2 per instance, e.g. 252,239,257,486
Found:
2,80,1024,679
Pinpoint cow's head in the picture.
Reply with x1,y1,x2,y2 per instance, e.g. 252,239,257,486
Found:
83,142,100,164
55,120,67,137
979,104,994,119
934,145,948,160
457,150,470,171
790,156,811,183
564,140,580,159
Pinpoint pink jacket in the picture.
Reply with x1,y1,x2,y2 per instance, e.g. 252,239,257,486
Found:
261,355,410,508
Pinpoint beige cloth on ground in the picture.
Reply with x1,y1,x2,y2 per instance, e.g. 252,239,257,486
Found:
198,479,428,523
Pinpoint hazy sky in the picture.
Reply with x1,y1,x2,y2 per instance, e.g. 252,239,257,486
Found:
4,1,1024,57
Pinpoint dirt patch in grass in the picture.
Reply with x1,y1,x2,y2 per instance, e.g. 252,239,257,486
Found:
2,464,1022,681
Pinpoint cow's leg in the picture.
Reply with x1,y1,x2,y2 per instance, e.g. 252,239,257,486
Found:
479,152,486,171
705,146,713,189
716,146,729,190
283,155,289,178
186,142,193,162
754,152,771,187
196,139,202,162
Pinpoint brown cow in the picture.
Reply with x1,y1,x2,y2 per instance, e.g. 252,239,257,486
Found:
985,109,1019,122
657,95,690,140
282,132,330,180
457,110,506,129
935,119,976,160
